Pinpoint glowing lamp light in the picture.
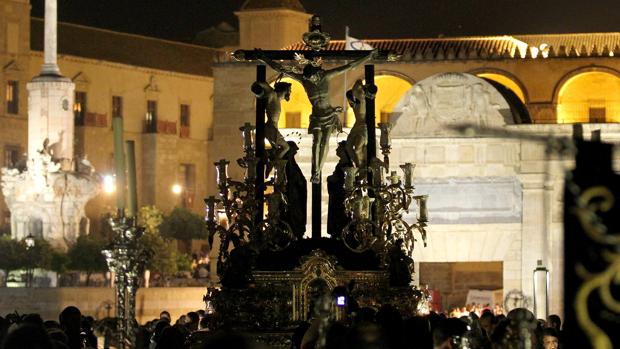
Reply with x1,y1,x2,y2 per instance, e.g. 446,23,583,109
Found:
172,183,183,195
24,233,35,248
103,175,116,194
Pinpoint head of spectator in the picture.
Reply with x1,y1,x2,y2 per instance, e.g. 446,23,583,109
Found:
58,306,82,349
492,308,539,349
432,318,469,349
150,320,170,348
22,313,44,327
1,323,53,349
547,314,561,331
155,325,186,349
479,310,494,338
541,327,559,349
159,311,171,323
186,312,199,331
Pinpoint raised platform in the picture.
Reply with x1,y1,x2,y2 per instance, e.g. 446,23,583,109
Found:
208,248,427,333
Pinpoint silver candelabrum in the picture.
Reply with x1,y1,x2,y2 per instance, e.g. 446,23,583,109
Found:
102,215,146,349
342,122,428,258
205,123,295,277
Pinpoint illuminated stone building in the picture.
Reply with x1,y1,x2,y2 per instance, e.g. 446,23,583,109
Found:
0,0,216,235
209,1,620,318
2,0,620,315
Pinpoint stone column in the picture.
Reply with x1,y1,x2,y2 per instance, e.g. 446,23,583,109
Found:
42,0,60,75
519,173,547,311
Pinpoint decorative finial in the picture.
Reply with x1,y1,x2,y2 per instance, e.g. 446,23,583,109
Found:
302,15,330,51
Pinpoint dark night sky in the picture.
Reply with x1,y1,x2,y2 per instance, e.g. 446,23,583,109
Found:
30,0,620,43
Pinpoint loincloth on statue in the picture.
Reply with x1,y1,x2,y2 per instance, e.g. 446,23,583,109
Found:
347,123,367,142
308,106,342,133
265,121,286,146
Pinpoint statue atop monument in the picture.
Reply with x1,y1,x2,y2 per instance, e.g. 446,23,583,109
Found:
257,42,376,183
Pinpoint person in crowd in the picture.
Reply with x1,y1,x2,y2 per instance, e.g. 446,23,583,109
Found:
155,325,185,349
159,311,171,323
185,312,199,332
479,310,494,340
1,323,54,349
541,327,560,349
546,314,561,331
149,320,170,349
81,316,96,349
432,318,469,349
59,306,83,349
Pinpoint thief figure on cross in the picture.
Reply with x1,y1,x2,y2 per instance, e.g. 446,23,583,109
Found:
257,48,376,183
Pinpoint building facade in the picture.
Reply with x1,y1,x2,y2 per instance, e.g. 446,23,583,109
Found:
1,0,216,235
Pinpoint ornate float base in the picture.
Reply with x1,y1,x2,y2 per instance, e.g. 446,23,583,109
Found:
205,248,428,347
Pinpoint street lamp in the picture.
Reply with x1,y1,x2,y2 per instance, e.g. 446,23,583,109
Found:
533,260,549,320
103,174,116,194
172,183,183,195
24,233,35,287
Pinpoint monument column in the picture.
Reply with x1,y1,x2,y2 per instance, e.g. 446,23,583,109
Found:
27,0,75,171
42,0,60,75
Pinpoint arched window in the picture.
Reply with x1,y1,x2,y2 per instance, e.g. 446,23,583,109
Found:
28,217,43,239
272,77,312,129
344,74,412,127
557,71,620,123
476,73,526,103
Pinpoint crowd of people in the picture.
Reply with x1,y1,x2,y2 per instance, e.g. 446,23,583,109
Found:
0,303,564,349
445,303,505,318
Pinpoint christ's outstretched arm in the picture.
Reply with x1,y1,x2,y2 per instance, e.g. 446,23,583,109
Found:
256,50,303,81
325,49,377,79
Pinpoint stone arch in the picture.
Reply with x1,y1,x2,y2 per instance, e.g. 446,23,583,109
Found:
375,70,416,85
468,68,529,103
391,72,516,137
10,205,52,241
552,66,620,123
28,217,43,239
265,75,311,129
344,72,414,127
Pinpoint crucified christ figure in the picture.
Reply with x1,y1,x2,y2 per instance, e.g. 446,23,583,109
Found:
257,49,376,183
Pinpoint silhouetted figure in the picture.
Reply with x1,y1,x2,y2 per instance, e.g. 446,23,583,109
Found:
327,141,352,238
433,318,469,349
81,316,97,349
155,325,185,349
1,323,54,349
387,239,413,287
281,141,307,240
220,235,255,289
59,306,83,349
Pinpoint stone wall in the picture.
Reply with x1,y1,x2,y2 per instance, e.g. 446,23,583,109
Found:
0,287,207,324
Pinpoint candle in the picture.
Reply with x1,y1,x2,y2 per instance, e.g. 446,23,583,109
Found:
125,140,138,218
389,171,400,185
369,161,384,187
418,195,428,223
112,117,126,215
378,122,392,149
239,123,255,152
246,158,257,181
215,159,229,189
343,167,358,191
217,209,229,229
204,196,217,223
400,163,415,189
